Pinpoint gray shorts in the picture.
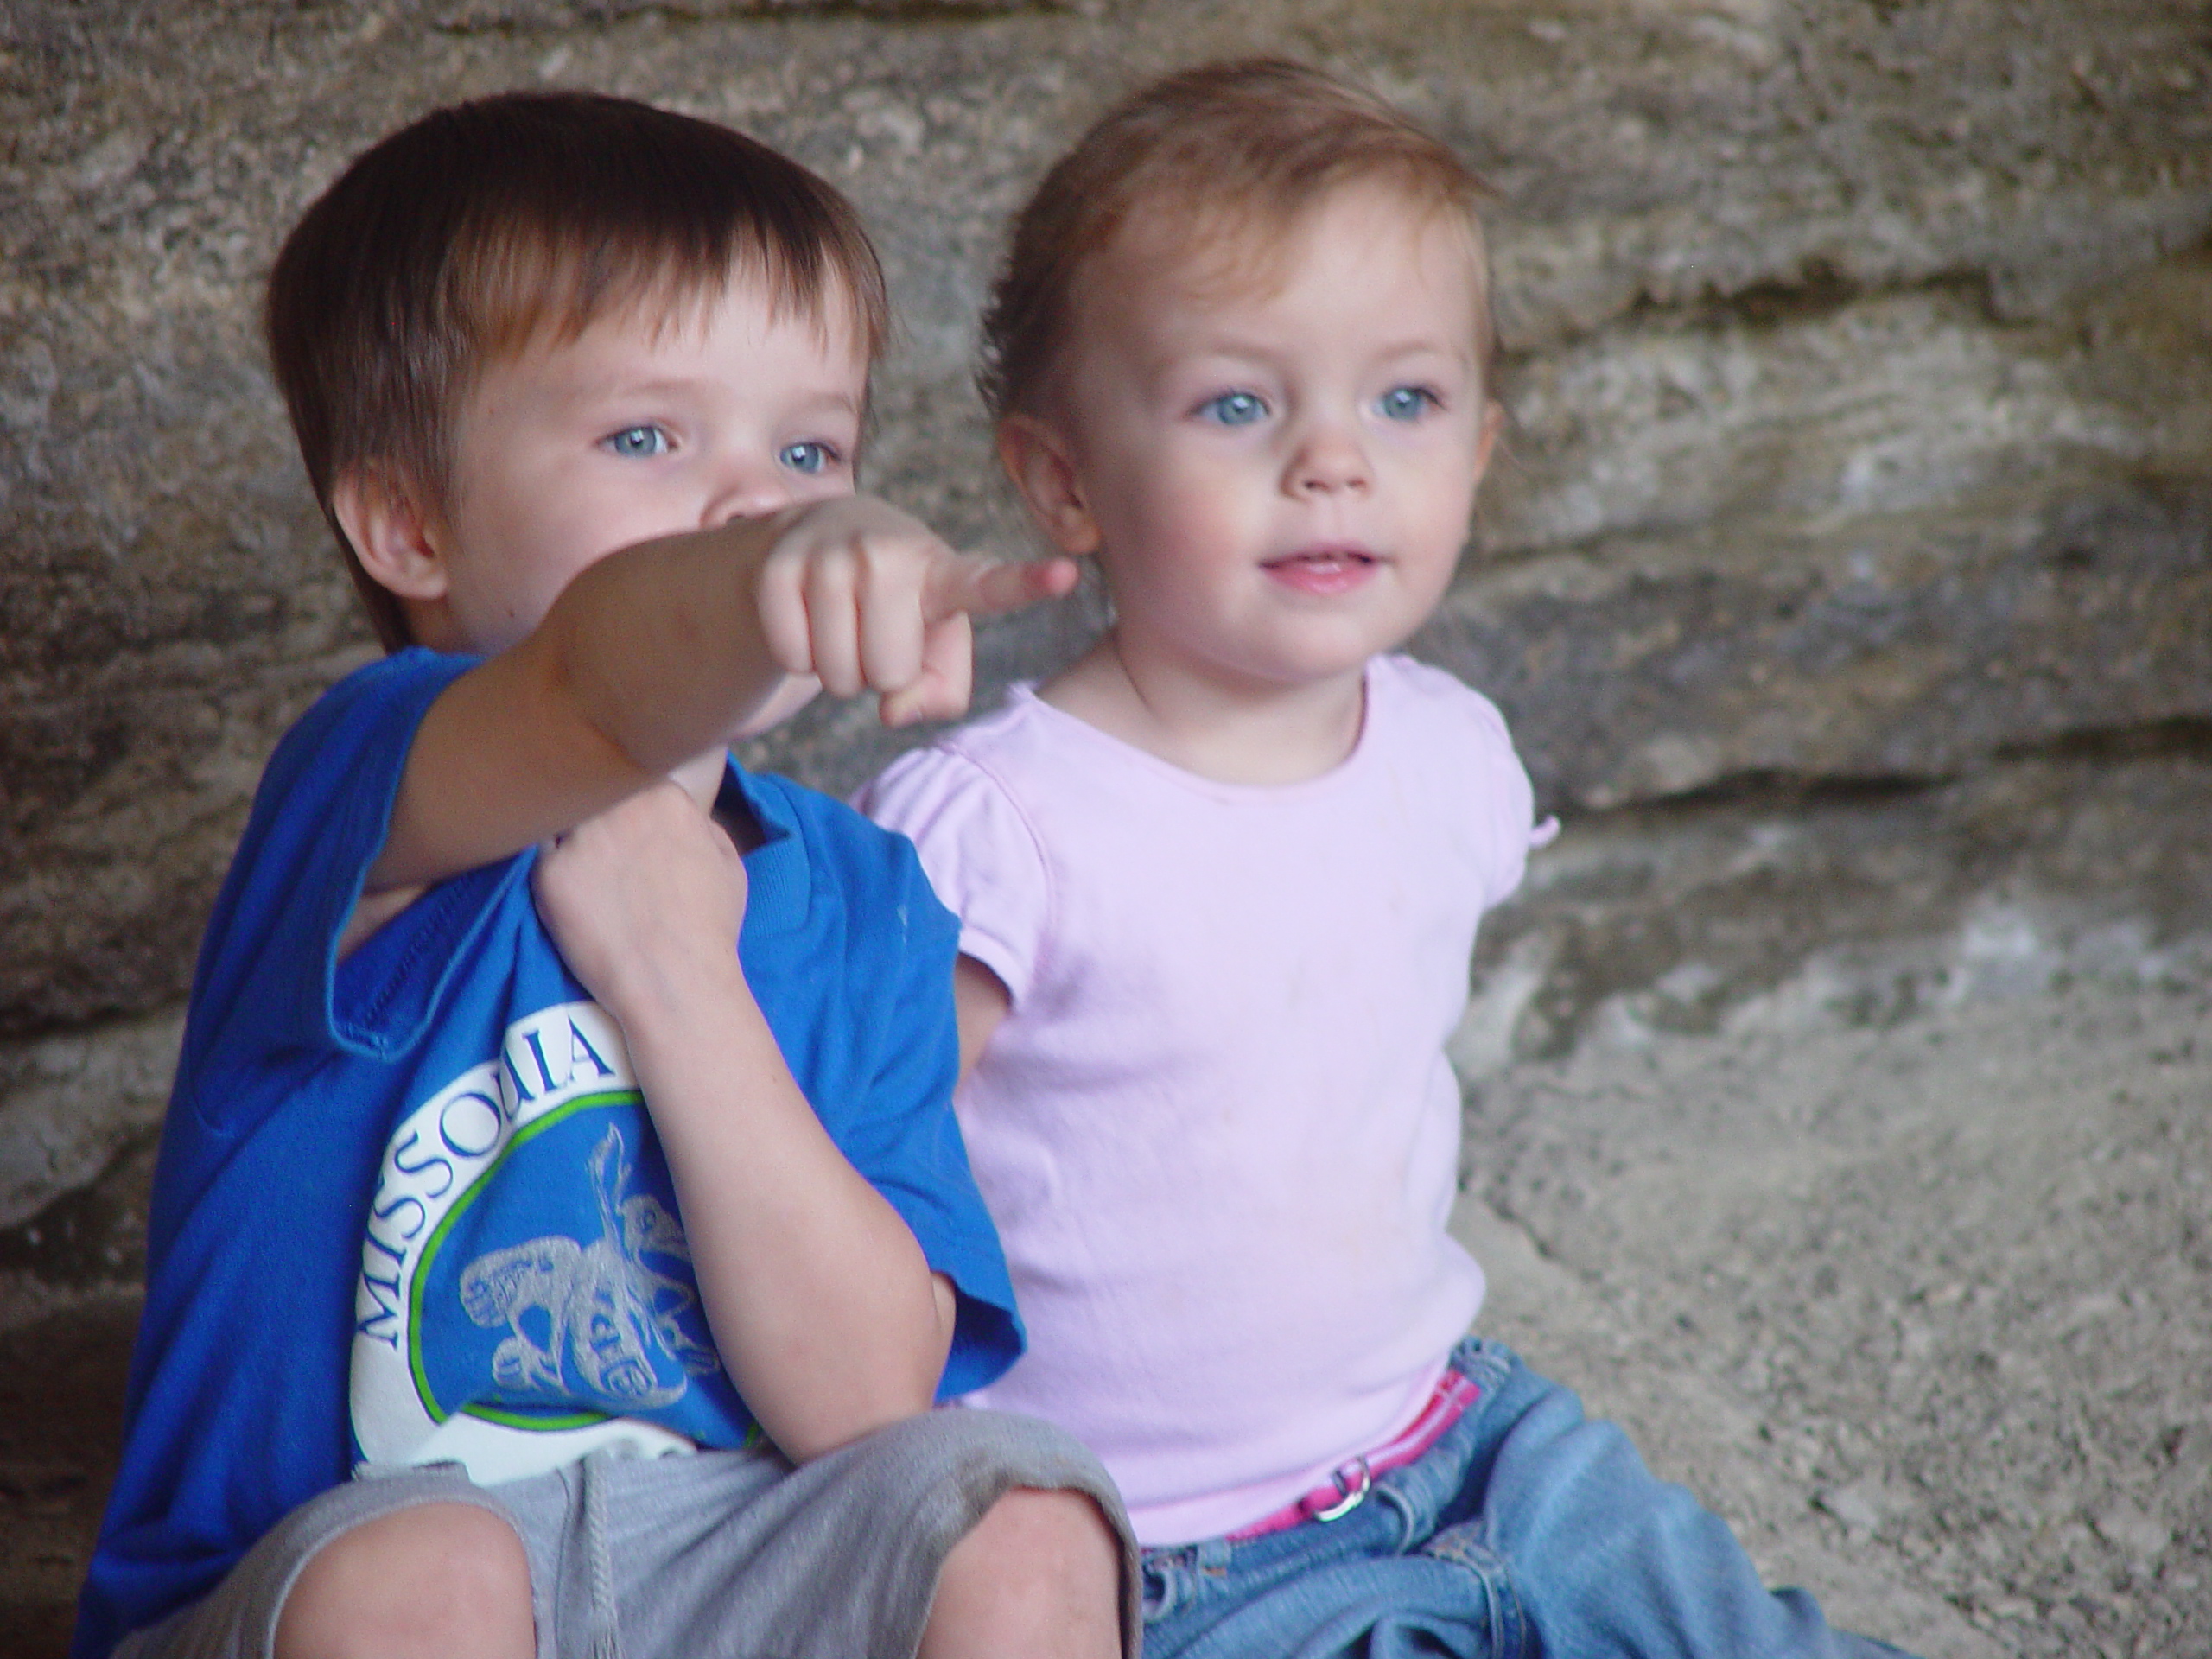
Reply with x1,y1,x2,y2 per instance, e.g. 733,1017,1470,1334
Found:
117,1409,1136,1659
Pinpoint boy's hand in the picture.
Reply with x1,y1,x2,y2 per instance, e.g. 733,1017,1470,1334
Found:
751,497,1078,728
371,496,1071,901
530,782,748,1022
527,778,958,1460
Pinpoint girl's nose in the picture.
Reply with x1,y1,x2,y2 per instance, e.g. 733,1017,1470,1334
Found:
1286,422,1372,498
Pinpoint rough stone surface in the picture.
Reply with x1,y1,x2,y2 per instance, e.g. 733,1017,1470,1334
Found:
1432,748,2212,1656
1457,978,2212,1659
0,1009,175,1231
4,0,2209,1037
0,1294,137,1659
1454,752,2212,1073
9,752,2211,1655
4,0,2212,1651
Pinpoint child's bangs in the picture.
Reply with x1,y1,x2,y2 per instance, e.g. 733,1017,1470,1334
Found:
980,60,1495,419
454,219,883,365
267,90,890,652
1116,159,1484,303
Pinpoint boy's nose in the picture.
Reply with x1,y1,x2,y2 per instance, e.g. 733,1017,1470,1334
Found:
702,461,793,526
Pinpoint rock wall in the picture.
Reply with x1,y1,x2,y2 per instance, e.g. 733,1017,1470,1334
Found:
4,5,2211,1649
3,0,2209,1213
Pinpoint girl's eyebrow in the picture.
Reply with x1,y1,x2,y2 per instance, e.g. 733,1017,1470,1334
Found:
1166,334,1471,373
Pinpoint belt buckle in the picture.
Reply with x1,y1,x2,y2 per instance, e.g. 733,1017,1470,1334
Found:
1308,1456,1372,1522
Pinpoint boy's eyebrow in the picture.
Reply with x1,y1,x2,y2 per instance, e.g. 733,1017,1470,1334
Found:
554,367,865,417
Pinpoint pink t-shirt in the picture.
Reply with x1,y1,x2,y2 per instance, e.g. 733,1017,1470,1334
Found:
858,654,1540,1545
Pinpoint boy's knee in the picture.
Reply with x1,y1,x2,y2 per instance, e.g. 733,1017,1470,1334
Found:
969,1485,1122,1580
925,1487,1127,1659
275,1500,532,1659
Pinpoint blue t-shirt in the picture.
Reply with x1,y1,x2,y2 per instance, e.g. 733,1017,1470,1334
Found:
75,650,1020,1659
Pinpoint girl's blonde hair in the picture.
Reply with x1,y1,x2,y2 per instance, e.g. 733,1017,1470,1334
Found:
978,59,1494,422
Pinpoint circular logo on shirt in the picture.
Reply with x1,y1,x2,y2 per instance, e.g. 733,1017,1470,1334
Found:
350,1002,721,1471
413,1097,716,1427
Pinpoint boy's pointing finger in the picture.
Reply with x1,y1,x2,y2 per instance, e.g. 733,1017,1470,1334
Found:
927,552,1080,620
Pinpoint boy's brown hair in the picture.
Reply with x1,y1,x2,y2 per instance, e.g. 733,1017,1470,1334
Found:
978,59,1494,425
267,91,890,652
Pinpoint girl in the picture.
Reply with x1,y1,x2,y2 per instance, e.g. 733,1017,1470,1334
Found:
861,59,1912,1659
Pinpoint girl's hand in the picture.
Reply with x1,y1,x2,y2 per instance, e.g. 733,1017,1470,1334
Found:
751,496,1077,727
530,781,748,1023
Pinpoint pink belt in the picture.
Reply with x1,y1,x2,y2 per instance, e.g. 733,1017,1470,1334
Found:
1226,1368,1482,1541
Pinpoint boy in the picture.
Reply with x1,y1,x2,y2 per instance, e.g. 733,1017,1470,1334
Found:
75,92,1131,1659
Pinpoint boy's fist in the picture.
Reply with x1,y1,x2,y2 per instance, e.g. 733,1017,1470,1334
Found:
531,781,749,1020
751,496,1077,727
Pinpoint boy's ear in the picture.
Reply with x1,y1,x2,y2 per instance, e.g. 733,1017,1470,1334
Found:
330,463,451,604
996,415,1101,557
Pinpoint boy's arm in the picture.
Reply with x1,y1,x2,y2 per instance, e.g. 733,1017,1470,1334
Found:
370,498,1073,895
532,780,957,1460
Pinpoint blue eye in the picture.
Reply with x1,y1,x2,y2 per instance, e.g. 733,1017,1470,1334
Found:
1198,391,1268,427
1377,386,1437,422
604,425,671,459
779,440,836,475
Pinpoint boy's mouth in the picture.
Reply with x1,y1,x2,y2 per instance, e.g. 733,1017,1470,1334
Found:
1262,544,1379,596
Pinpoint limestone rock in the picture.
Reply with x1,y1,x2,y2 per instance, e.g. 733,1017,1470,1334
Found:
3,0,2209,1041
0,1010,177,1231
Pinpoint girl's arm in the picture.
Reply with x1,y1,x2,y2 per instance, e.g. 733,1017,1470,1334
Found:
531,780,957,1462
953,955,1014,1081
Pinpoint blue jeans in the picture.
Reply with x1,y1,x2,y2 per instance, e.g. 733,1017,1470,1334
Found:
1139,1338,1916,1659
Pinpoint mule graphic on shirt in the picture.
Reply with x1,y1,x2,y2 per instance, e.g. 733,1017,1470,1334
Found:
459,1123,718,1408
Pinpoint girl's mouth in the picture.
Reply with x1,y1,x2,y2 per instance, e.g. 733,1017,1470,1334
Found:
1262,545,1379,596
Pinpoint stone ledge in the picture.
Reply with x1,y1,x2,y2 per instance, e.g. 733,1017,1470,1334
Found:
0,1011,180,1231
1461,982,2212,1656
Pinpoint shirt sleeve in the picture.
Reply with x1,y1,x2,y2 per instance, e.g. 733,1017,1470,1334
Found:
79,650,486,1659
1461,686,1541,911
182,648,483,1099
845,843,1025,1396
855,742,1052,1007
763,777,1027,1398
1386,655,1542,912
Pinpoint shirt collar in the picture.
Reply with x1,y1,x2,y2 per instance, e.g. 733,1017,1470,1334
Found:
721,754,809,938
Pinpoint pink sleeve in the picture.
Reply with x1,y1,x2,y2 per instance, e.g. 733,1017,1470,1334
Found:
855,744,1052,1006
1459,687,1541,912
1388,657,1543,912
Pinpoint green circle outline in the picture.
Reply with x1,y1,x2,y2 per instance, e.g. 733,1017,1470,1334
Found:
406,1088,658,1431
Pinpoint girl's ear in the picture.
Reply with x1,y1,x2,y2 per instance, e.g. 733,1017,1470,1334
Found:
331,463,452,605
1474,397,1505,482
997,415,1102,557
